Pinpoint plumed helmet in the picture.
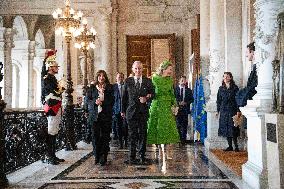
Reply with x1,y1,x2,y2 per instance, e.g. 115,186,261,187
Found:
45,49,57,59
45,49,59,69
46,55,59,68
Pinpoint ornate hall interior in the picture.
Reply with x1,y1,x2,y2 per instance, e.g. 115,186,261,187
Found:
0,0,284,189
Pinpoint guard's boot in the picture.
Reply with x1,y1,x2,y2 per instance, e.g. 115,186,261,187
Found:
51,135,65,163
46,134,59,165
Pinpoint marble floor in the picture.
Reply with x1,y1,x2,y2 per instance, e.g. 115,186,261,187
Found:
6,141,250,189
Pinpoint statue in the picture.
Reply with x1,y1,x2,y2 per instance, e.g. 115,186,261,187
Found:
272,59,280,112
274,12,284,113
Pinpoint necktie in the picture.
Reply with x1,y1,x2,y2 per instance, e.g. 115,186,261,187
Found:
119,84,123,111
181,87,184,102
118,84,122,98
135,78,140,90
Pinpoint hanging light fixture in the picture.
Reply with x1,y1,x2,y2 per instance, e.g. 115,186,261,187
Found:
74,18,96,96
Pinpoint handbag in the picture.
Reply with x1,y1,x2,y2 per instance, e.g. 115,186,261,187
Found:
171,105,179,116
232,114,244,127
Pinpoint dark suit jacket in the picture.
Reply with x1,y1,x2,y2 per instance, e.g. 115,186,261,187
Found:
113,83,125,115
122,76,154,120
175,86,193,115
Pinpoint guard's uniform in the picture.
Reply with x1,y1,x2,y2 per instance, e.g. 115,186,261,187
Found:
41,50,65,165
42,73,63,135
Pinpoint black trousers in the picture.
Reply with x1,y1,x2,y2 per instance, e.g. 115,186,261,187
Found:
127,113,147,160
227,126,240,148
91,114,112,160
176,114,188,142
115,114,128,145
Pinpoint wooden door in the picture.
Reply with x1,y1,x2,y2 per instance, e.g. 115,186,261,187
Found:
126,34,176,78
127,36,151,77
191,29,200,87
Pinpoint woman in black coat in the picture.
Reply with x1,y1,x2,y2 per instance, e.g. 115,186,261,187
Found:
87,70,114,166
216,72,241,152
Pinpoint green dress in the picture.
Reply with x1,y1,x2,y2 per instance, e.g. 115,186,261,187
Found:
147,74,180,144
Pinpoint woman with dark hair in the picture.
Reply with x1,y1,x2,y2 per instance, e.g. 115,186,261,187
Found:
85,70,114,165
216,72,241,152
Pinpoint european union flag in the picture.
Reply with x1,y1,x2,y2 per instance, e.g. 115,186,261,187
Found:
192,76,207,143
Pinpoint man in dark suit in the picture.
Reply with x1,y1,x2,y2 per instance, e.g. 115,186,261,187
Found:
175,76,193,145
122,61,154,165
235,42,257,131
113,72,128,149
235,42,257,107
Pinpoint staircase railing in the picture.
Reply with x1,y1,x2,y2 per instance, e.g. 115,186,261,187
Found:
1,108,87,174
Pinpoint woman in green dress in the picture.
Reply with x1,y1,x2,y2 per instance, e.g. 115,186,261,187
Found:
147,60,180,160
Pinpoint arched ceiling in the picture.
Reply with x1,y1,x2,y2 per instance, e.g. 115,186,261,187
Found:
13,16,28,40
35,29,45,49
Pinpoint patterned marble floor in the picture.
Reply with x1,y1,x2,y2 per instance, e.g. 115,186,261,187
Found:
6,141,247,189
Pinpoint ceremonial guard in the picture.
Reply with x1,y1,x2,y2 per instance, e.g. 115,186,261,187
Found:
41,50,65,165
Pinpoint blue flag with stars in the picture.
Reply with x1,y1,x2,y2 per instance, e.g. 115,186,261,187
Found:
192,76,207,143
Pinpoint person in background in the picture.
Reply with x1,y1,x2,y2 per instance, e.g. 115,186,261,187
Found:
113,72,128,149
85,70,114,166
175,76,193,145
84,81,95,144
235,42,257,107
41,50,65,165
235,42,257,131
216,72,241,152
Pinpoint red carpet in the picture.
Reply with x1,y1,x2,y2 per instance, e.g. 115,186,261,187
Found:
211,149,248,177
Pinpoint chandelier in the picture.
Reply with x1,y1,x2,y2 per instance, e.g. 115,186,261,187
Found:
74,18,96,51
52,0,83,36
73,18,96,95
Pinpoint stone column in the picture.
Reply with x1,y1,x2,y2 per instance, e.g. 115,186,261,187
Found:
98,7,113,81
205,0,227,150
241,1,283,189
224,0,242,85
27,41,35,107
112,0,119,77
200,0,210,101
3,28,14,108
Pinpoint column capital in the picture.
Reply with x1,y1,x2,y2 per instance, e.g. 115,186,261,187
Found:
254,0,282,66
28,41,36,60
3,28,15,49
252,0,283,102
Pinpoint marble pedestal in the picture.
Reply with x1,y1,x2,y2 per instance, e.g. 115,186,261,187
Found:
205,102,227,150
241,100,268,189
265,113,284,189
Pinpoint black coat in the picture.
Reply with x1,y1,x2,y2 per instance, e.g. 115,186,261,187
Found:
84,84,114,123
122,76,154,120
217,84,240,137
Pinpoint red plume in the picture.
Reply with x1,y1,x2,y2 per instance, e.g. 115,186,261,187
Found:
45,49,57,59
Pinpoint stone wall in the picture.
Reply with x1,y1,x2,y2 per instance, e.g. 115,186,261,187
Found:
116,0,200,78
